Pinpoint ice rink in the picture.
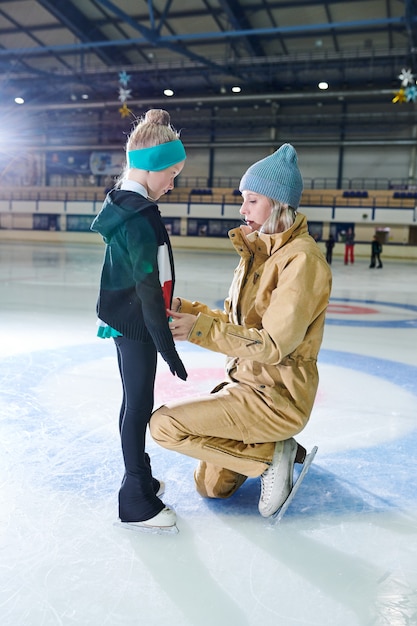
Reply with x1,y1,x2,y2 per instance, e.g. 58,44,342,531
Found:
1,239,417,626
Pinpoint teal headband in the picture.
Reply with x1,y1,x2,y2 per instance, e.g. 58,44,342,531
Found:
127,140,186,171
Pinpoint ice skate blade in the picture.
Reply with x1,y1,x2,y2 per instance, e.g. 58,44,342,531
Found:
113,520,179,535
270,445,318,524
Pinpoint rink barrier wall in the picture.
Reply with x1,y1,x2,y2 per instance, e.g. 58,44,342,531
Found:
0,229,416,260
0,188,416,259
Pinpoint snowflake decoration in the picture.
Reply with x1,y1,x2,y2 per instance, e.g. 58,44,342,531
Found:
118,87,132,103
119,103,132,118
117,71,133,118
118,71,131,87
393,67,417,103
392,88,407,104
406,85,417,102
398,68,414,87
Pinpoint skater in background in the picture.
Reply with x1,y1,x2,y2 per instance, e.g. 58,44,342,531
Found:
370,234,383,268
344,228,355,264
91,109,187,532
325,233,335,264
150,144,332,519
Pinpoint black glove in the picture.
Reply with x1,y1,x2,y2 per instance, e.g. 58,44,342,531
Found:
161,350,188,381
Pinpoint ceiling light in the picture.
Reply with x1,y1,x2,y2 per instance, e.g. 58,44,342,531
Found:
164,89,174,97
81,93,89,99
14,97,24,104
231,86,241,93
318,81,329,90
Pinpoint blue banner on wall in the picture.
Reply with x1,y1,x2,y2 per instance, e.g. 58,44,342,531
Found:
89,152,125,176
46,151,124,176
47,152,91,175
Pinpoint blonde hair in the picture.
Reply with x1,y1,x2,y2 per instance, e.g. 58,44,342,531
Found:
260,200,297,234
115,109,180,184
126,109,180,151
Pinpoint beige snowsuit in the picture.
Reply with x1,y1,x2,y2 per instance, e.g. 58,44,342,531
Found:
150,213,332,498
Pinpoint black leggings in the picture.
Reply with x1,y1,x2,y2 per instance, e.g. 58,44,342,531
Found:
114,336,164,522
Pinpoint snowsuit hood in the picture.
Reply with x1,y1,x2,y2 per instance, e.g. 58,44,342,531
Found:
91,189,156,244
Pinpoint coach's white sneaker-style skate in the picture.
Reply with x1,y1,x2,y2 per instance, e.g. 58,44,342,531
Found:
259,438,306,518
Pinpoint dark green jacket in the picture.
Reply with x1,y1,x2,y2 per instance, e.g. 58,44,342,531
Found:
91,189,177,357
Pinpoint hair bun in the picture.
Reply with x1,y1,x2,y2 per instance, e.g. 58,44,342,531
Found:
144,109,171,126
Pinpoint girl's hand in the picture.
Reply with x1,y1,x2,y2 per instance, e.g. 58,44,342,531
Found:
167,308,196,341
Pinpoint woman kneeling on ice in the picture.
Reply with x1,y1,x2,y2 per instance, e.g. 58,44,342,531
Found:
151,143,332,518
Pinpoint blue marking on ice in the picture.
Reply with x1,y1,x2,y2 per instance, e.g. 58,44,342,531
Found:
1,344,416,520
326,298,417,328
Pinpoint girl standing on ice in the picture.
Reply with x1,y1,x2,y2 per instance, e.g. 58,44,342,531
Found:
91,109,187,532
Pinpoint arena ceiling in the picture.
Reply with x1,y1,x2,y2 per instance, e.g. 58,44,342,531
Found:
1,0,417,148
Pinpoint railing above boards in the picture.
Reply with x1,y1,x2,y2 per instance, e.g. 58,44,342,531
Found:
0,186,416,210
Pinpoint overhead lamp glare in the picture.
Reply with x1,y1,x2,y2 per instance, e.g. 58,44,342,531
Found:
318,81,329,90
164,89,174,97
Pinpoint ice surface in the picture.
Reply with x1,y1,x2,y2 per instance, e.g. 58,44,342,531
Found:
1,242,417,625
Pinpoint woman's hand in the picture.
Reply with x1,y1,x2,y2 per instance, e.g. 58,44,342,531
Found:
171,297,181,312
167,309,196,341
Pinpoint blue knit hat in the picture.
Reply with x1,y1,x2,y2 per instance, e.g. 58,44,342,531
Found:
239,143,303,208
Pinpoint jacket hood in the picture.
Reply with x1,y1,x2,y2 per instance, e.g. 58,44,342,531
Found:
229,212,309,256
91,189,156,243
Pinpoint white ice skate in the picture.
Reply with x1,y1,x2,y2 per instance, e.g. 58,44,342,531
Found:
270,445,318,524
114,506,179,534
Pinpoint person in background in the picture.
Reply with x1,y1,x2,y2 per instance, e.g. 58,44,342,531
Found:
91,109,187,532
370,234,383,268
150,144,332,519
344,228,355,265
325,233,335,264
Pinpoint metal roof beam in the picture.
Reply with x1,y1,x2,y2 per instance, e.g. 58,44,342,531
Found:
0,6,70,77
0,16,407,60
405,0,417,49
322,2,339,53
94,0,239,77
36,0,129,67
154,0,174,35
258,0,288,55
216,0,263,57
15,87,399,113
